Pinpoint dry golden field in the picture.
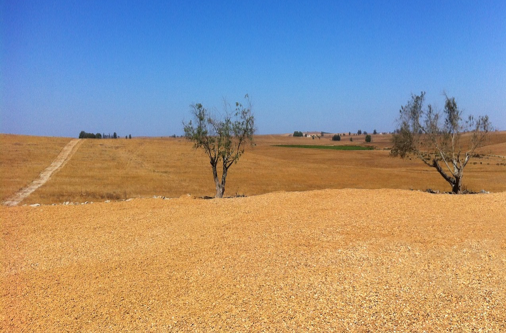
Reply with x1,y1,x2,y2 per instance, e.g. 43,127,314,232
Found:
0,135,70,202
2,189,506,331
1,132,505,205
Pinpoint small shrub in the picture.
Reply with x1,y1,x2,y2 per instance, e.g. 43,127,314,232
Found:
365,134,372,143
293,131,303,137
332,134,341,141
350,137,353,142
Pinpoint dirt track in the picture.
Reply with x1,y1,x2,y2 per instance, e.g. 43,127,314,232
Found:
2,189,505,331
2,139,82,206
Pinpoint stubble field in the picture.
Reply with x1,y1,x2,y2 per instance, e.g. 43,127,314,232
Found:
2,132,505,205
1,132,506,331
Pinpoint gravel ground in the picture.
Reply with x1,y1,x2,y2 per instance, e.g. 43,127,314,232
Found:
2,189,505,331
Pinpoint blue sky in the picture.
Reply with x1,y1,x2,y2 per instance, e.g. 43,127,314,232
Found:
2,0,505,137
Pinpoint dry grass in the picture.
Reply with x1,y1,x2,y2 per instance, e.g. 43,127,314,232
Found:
4,132,505,205
2,189,505,331
0,135,70,202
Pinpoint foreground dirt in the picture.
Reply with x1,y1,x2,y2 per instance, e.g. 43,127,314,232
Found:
2,189,505,331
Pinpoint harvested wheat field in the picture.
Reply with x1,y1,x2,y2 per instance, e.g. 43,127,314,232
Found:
2,132,506,205
2,189,506,331
0,135,70,202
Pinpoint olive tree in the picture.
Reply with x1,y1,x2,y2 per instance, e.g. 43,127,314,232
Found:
391,92,491,194
183,95,255,198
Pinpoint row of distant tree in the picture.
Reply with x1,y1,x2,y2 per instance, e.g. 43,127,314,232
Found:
332,134,372,142
357,129,377,135
79,131,132,139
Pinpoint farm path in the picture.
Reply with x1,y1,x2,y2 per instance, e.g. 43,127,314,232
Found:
3,139,83,207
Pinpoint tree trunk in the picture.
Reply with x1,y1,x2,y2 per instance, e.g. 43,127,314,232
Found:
219,164,229,198
215,183,224,198
211,163,223,198
452,173,463,194
211,163,226,198
432,159,463,194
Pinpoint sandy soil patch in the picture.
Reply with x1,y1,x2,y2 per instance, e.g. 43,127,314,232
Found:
2,189,505,331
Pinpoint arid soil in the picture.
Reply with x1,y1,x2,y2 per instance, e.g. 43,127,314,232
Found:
2,189,505,331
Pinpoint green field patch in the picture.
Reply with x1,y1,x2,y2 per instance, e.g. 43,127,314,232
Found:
273,145,374,150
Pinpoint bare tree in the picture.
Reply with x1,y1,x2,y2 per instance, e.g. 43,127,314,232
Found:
183,95,255,198
391,92,491,194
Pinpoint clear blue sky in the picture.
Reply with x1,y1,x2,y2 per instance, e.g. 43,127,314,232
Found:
2,0,505,137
